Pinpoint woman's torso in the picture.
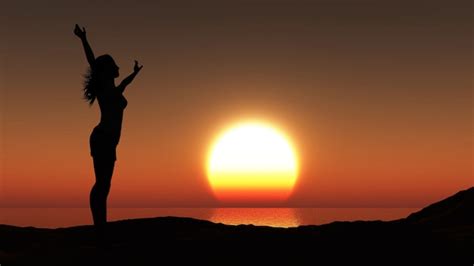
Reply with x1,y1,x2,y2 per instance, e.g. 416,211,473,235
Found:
95,88,127,144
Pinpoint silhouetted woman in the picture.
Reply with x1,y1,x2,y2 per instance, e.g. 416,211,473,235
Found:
74,24,142,229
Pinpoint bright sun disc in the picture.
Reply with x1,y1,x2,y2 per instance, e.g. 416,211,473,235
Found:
207,122,298,203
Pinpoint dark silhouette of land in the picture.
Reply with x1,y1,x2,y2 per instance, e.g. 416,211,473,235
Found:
1,187,473,265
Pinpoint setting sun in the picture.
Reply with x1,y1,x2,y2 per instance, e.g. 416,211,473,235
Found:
207,122,299,203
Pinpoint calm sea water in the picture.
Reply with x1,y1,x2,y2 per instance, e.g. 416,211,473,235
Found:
0,208,418,228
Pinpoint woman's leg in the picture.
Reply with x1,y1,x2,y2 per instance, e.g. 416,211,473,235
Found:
90,157,115,228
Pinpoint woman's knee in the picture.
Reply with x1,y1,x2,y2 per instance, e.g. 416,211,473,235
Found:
96,180,111,191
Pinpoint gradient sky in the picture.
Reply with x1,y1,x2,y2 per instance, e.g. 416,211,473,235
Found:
1,0,472,207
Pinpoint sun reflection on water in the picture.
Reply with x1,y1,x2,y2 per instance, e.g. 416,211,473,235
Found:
210,208,299,228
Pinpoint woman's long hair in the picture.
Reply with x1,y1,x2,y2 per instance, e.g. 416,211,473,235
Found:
83,54,116,106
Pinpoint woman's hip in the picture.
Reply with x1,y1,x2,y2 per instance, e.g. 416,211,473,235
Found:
89,127,118,160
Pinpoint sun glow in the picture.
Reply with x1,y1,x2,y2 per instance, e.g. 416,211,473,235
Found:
207,122,298,203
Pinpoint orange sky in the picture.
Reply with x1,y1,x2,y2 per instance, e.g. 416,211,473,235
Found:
1,0,472,207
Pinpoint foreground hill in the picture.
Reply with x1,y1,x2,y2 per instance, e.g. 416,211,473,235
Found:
1,188,473,265
406,187,474,227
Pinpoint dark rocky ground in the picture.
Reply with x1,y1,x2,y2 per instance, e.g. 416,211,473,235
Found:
1,187,473,265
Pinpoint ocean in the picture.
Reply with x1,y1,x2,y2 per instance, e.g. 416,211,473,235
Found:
0,207,418,228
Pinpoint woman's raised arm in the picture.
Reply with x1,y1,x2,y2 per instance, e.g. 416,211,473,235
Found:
74,24,95,67
118,60,143,93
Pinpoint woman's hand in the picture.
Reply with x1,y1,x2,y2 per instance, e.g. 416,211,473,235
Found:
74,24,87,39
134,60,143,73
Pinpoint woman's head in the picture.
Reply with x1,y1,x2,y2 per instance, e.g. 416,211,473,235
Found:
93,54,120,78
83,54,120,105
